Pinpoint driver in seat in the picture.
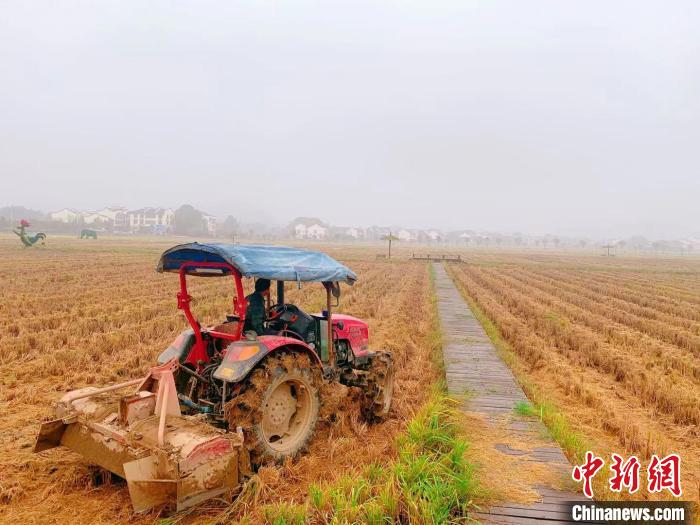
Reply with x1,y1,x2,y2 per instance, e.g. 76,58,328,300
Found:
243,278,270,335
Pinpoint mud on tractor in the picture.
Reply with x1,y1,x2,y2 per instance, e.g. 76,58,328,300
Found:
35,243,394,512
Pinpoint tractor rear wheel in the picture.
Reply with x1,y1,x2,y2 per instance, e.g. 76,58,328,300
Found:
225,352,321,465
361,352,394,422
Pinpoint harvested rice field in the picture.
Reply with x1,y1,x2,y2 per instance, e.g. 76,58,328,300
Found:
3,236,698,523
0,236,440,524
447,251,700,506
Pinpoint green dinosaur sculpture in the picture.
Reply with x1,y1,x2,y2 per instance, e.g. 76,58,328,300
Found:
80,229,98,239
13,220,46,247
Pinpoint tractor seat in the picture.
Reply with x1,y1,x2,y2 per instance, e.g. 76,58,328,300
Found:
211,321,240,335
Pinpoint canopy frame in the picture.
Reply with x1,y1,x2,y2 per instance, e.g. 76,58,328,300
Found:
157,242,357,285
176,261,247,365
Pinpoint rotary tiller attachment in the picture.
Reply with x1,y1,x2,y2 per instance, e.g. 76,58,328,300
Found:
34,360,249,512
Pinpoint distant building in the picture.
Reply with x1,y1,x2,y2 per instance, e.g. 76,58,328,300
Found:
306,224,327,240
427,230,442,242
290,217,328,240
328,226,365,241
398,229,421,242
82,212,112,225
459,232,473,244
202,214,217,236
49,208,83,223
125,207,174,232
365,226,391,241
49,207,130,228
345,227,362,239
95,207,128,228
151,224,169,235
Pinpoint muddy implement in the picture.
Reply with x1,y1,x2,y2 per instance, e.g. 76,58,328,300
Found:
34,361,248,512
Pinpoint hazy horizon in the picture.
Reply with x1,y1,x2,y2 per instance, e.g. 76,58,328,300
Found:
2,1,699,239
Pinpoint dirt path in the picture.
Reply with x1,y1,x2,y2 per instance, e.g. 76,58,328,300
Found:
433,262,591,524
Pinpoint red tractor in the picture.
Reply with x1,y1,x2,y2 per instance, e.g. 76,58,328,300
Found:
35,243,394,511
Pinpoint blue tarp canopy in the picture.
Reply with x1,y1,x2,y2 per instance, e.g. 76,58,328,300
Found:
157,242,357,284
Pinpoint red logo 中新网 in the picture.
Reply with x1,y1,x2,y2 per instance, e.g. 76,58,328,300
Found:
571,452,682,499
572,451,605,498
609,453,641,494
647,454,682,497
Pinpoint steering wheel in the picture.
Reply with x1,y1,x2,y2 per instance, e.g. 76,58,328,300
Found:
267,303,288,321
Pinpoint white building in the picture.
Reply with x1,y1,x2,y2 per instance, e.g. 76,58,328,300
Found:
202,214,217,236
398,229,420,242
459,232,473,244
82,212,113,225
345,227,363,239
126,207,174,232
95,207,127,223
291,218,328,240
427,230,442,242
50,206,129,227
293,223,306,239
294,223,328,240
49,208,83,223
306,223,327,239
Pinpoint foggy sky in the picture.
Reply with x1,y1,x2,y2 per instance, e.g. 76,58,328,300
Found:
1,1,698,238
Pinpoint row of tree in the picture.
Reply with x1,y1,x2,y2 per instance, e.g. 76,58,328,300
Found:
172,205,239,237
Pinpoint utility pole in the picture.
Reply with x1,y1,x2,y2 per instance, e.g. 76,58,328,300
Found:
381,232,399,260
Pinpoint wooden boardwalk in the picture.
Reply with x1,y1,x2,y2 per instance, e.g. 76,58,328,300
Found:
433,263,595,524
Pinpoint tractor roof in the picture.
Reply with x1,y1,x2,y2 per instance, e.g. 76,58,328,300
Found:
157,242,357,284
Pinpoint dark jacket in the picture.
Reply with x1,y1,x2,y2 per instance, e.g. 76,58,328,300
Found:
243,291,266,335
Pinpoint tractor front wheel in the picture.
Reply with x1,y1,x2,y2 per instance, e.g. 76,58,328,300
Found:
226,352,321,465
